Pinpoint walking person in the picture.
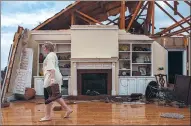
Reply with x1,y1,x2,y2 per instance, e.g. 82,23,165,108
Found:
40,41,73,122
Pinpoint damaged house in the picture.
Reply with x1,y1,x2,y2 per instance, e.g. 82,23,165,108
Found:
1,1,191,106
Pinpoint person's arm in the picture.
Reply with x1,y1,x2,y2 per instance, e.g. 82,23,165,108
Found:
46,55,56,85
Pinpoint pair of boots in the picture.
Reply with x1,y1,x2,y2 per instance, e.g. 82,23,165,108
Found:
45,84,62,104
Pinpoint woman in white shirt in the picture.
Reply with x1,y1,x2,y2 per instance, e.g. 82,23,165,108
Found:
40,41,73,122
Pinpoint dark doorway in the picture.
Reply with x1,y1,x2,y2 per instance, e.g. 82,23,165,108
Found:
168,51,183,83
82,73,107,95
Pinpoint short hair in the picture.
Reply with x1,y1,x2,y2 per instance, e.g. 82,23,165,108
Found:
43,41,55,52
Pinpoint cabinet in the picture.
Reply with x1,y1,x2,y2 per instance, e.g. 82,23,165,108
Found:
118,77,156,95
34,76,44,96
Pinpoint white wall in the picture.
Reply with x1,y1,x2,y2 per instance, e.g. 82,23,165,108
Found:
153,41,168,75
71,25,118,58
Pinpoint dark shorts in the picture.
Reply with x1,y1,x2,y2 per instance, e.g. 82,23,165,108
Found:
44,88,52,104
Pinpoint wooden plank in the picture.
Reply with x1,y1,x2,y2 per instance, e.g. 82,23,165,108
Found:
164,1,191,26
152,1,155,35
155,2,189,34
76,10,103,25
174,1,179,15
76,14,91,24
156,16,191,35
120,0,126,29
126,1,144,31
164,26,190,37
33,1,80,30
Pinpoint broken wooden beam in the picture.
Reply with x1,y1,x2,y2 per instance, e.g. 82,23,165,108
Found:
156,16,191,35
126,1,144,31
75,10,103,25
164,1,191,26
135,2,148,20
164,26,190,37
155,2,189,34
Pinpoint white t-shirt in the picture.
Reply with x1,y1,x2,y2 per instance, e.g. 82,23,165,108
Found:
43,52,62,89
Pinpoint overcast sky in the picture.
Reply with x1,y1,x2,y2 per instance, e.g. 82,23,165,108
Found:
1,1,190,70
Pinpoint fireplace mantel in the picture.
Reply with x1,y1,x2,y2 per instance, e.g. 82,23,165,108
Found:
70,58,118,96
71,57,118,63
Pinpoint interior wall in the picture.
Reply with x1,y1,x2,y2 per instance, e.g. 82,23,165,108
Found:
71,26,118,58
152,41,168,75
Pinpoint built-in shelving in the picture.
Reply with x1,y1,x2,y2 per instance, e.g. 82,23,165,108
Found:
118,43,152,77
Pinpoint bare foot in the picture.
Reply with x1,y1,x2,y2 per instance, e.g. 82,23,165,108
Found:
64,110,73,118
39,116,51,122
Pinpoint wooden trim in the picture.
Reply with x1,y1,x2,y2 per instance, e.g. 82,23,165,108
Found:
120,0,126,29
156,16,191,35
155,2,188,34
75,10,103,25
126,1,143,31
164,26,190,37
33,1,80,30
164,1,191,26
77,69,112,95
135,1,148,20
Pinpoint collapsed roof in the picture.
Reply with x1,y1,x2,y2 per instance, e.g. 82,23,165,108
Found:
33,1,191,37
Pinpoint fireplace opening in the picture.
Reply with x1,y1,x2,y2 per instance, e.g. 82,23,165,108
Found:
82,73,107,95
77,69,112,95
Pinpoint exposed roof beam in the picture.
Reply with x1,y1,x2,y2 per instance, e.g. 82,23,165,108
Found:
164,1,191,26
126,1,144,31
174,1,179,15
119,0,126,29
76,14,92,24
152,1,155,35
33,1,80,30
155,2,189,34
164,26,190,37
135,1,148,20
156,16,191,35
184,1,191,6
107,18,117,25
75,10,103,25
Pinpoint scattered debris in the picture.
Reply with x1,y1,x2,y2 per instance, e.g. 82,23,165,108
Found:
160,113,184,119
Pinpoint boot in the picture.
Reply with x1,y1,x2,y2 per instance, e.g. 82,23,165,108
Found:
45,84,62,104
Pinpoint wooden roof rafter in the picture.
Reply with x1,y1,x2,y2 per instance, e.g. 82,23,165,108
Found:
164,26,191,37
155,2,189,34
75,10,103,25
155,16,191,36
164,1,191,26
135,1,148,20
126,1,144,31
33,1,80,30
184,1,191,6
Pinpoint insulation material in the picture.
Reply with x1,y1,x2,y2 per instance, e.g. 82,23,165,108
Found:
14,48,33,94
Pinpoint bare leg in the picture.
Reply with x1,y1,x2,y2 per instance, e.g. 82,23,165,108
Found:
56,98,73,118
40,102,53,121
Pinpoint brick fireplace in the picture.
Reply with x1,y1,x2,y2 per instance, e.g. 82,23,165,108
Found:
77,69,112,95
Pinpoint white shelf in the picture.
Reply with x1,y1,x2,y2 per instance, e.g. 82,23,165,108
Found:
132,51,151,53
132,63,151,64
119,51,130,52
119,69,131,70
